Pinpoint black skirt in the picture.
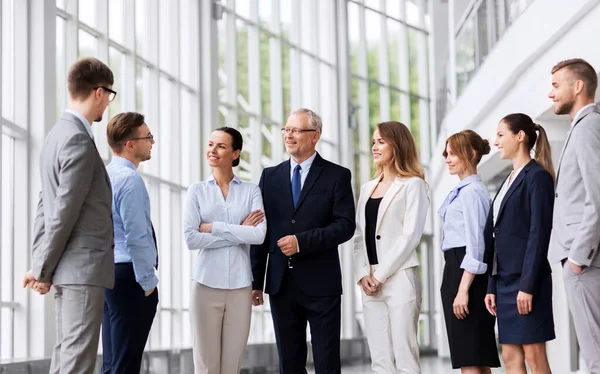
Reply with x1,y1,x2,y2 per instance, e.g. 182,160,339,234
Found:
441,247,501,369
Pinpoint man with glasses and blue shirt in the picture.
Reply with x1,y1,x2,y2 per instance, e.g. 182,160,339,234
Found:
101,112,158,374
251,108,356,374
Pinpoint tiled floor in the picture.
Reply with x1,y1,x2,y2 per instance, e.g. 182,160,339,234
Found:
309,356,507,373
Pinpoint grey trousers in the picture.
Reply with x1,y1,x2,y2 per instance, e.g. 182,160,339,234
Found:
49,285,105,374
564,265,600,374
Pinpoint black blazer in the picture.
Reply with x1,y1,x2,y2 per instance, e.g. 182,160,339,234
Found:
250,153,356,297
484,160,554,295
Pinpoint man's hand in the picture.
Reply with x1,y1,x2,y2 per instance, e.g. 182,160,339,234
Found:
23,270,52,295
199,223,213,233
252,290,264,306
242,210,265,226
516,291,533,315
144,287,156,297
569,259,584,275
277,235,298,256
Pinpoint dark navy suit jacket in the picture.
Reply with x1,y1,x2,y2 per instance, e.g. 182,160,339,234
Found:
250,153,356,297
484,160,554,295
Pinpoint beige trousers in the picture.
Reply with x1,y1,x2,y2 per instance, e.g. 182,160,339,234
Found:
190,282,252,374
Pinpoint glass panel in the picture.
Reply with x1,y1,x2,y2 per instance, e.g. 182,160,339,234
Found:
259,0,273,29
405,0,420,27
158,0,173,75
135,0,148,59
78,0,97,27
408,28,420,95
236,20,250,109
390,89,401,122
506,0,532,27
56,17,67,117
159,76,173,180
57,0,66,10
387,19,401,89
78,29,98,58
260,33,271,118
386,0,403,20
108,0,124,45
179,0,192,85
348,1,361,78
108,47,125,119
368,83,380,132
365,10,380,82
455,16,475,95
180,89,192,187
235,0,251,19
280,0,292,38
218,11,227,100
2,0,14,121
477,0,489,65
282,43,291,122
364,0,381,11
409,94,420,154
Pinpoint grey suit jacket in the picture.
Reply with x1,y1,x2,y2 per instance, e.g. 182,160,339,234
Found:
549,105,600,267
31,112,114,288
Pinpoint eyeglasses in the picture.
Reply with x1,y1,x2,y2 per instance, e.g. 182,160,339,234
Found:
94,86,117,102
281,128,317,135
127,134,154,142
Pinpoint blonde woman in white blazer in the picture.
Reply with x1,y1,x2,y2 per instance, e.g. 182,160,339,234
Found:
354,121,430,374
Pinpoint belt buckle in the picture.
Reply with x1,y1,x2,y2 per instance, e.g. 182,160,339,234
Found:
288,258,293,269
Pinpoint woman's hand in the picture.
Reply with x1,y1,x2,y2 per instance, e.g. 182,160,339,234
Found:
242,210,265,226
484,293,497,316
360,276,380,296
517,291,533,315
453,290,469,319
199,223,212,233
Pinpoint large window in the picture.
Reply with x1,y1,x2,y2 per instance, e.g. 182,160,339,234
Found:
56,0,200,350
348,0,434,350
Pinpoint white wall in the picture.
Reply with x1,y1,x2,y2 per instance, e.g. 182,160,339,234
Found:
432,0,600,371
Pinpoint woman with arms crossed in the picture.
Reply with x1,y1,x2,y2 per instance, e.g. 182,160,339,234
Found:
354,121,430,373
484,113,555,373
439,130,501,373
184,127,266,374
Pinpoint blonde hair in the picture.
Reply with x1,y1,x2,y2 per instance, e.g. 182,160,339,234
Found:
443,130,491,169
375,121,424,180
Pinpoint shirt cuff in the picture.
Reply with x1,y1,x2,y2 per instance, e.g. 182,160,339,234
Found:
568,257,582,266
138,273,159,292
295,235,300,253
211,221,226,236
460,253,488,275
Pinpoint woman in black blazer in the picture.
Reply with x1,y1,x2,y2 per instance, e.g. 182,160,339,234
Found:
484,113,555,373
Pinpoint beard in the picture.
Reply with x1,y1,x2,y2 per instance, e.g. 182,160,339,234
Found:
554,100,574,115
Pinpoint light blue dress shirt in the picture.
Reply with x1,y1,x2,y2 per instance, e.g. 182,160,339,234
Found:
289,151,317,188
184,175,267,289
107,156,158,292
438,174,490,274
65,109,94,139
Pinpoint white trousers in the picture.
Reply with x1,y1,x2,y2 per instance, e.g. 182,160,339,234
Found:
362,267,422,374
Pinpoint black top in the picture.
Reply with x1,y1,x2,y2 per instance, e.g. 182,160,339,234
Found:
365,197,382,265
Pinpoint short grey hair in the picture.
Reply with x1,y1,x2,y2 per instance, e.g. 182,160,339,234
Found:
289,108,322,134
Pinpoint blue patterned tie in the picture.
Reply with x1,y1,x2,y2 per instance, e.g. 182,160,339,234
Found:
292,165,302,208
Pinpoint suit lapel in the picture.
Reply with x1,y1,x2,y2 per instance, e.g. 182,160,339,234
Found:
496,161,534,224
294,155,324,212
556,106,598,183
376,179,402,231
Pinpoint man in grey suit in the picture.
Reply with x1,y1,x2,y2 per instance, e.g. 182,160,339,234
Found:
548,58,600,372
22,57,116,374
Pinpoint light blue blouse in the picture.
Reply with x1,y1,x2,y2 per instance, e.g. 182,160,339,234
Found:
183,175,267,289
438,174,491,274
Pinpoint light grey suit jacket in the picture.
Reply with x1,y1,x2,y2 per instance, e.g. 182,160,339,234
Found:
31,112,114,288
549,105,600,267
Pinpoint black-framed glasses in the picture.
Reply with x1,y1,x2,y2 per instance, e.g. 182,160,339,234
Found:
281,128,317,135
126,134,154,143
93,86,117,102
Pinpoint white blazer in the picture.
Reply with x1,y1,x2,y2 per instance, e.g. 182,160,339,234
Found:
353,176,430,284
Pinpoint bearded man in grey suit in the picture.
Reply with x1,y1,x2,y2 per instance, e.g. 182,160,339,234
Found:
548,58,600,372
22,57,116,374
